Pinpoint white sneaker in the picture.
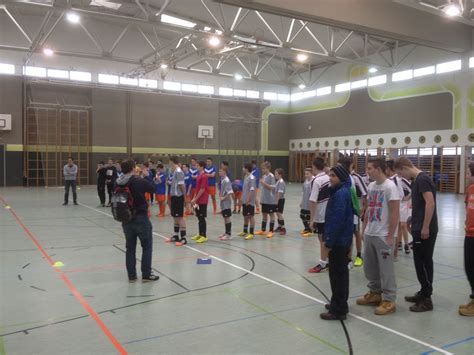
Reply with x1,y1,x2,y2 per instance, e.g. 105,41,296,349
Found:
219,234,233,241
348,261,354,270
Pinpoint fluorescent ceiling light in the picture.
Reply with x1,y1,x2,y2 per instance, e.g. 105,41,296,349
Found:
296,53,308,62
368,75,387,87
246,90,260,99
351,79,367,89
161,14,196,28
139,79,158,89
470,57,474,68
163,81,181,91
24,66,46,77
66,12,80,23
278,94,290,102
160,63,168,69
436,60,461,74
0,63,15,75
392,69,413,82
413,66,435,77
98,74,119,84
204,26,212,32
291,93,303,102
120,77,138,86
208,36,221,47
233,89,247,97
443,4,461,16
264,92,277,100
70,71,91,82
303,90,316,98
335,82,351,93
368,67,378,73
298,84,306,90
316,86,331,96
90,0,122,10
219,87,233,96
43,48,54,56
182,83,198,93
234,73,243,81
47,69,69,79
216,30,223,35
198,85,214,94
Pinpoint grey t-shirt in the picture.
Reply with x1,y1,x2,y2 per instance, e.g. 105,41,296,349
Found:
219,176,234,210
301,179,312,211
275,179,285,201
261,173,276,205
242,174,256,206
171,167,185,197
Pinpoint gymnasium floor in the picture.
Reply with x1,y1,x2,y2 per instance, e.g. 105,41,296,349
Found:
0,184,473,355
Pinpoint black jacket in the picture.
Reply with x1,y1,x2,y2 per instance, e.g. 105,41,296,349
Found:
115,174,154,215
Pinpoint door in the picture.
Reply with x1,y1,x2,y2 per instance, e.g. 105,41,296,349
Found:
0,144,5,187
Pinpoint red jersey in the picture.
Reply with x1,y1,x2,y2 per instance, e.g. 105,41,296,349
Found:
466,184,474,237
196,173,209,205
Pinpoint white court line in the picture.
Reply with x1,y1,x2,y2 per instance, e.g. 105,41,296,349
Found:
79,202,452,355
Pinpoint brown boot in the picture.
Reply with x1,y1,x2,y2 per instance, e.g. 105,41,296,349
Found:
375,300,396,315
459,300,474,316
356,291,382,306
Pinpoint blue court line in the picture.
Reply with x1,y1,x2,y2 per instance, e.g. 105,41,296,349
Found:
420,336,474,355
124,302,319,345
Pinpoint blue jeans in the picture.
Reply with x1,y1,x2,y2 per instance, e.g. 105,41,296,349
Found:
64,180,77,203
122,214,153,279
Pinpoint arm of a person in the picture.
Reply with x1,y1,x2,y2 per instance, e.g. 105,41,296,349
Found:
387,200,400,245
421,191,435,239
325,192,349,249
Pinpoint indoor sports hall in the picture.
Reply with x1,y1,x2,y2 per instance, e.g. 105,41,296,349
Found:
0,1,473,354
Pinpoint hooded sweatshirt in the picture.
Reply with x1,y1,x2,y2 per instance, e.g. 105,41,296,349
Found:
116,173,154,216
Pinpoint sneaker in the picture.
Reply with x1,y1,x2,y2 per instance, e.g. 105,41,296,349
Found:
274,227,282,233
62,202,68,206
244,233,254,240
219,234,233,241
354,256,364,267
300,229,306,234
459,300,474,316
356,291,382,306
254,230,266,236
320,312,346,321
191,234,202,241
128,277,137,283
238,232,247,237
196,236,208,244
375,300,396,315
404,244,410,254
308,264,329,273
142,274,160,282
347,260,354,270
410,298,433,312
405,292,423,303
107,203,112,207
408,241,414,250
266,232,274,238
302,232,313,237
175,238,188,247
279,228,287,235
166,235,180,243
397,242,402,251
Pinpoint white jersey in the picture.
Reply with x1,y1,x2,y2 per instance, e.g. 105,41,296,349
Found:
309,172,330,223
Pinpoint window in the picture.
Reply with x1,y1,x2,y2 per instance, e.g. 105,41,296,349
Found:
335,82,351,93
442,147,461,156
316,86,331,96
413,66,435,78
303,90,316,98
163,81,181,91
263,92,277,100
366,149,378,156
277,94,290,102
47,69,69,79
219,87,233,96
233,89,247,97
198,85,214,94
98,74,119,84
392,69,413,82
406,148,418,155
246,90,260,99
0,63,15,75
70,71,91,82
24,66,46,77
181,83,198,93
419,148,434,156
291,93,303,102
470,57,474,68
139,79,158,88
119,77,138,86
436,60,461,74
351,79,367,89
368,75,387,87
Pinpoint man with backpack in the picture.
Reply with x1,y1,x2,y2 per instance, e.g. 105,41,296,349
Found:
113,160,159,283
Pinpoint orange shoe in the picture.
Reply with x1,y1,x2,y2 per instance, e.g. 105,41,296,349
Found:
266,232,274,238
254,231,266,236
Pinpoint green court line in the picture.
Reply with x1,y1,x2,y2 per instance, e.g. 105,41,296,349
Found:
227,290,347,354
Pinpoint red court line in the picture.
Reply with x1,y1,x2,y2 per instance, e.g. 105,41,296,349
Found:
0,196,127,355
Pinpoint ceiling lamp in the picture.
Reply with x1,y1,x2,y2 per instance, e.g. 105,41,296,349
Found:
43,48,54,56
160,63,168,69
208,36,221,47
66,12,80,23
368,67,378,73
296,53,308,62
234,73,243,81
443,2,462,16
298,84,306,89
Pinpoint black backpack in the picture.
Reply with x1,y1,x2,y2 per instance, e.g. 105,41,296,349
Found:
111,179,135,223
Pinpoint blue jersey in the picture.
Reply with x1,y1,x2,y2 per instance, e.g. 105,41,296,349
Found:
205,166,216,186
184,172,192,192
232,179,243,192
252,168,260,188
189,167,198,188
155,172,166,195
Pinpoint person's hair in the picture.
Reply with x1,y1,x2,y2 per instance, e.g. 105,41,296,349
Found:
221,160,229,167
338,157,352,171
244,163,252,172
385,160,395,172
304,167,312,173
262,161,271,170
149,160,155,164
99,161,105,165
275,168,284,178
108,157,114,162
368,158,386,172
469,162,474,176
393,157,414,170
198,161,206,168
251,160,257,165
206,157,213,162
220,166,228,172
157,163,164,169
121,160,135,174
170,155,179,164
312,157,325,170
68,156,74,161
183,164,189,169
143,162,150,168
191,157,197,162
